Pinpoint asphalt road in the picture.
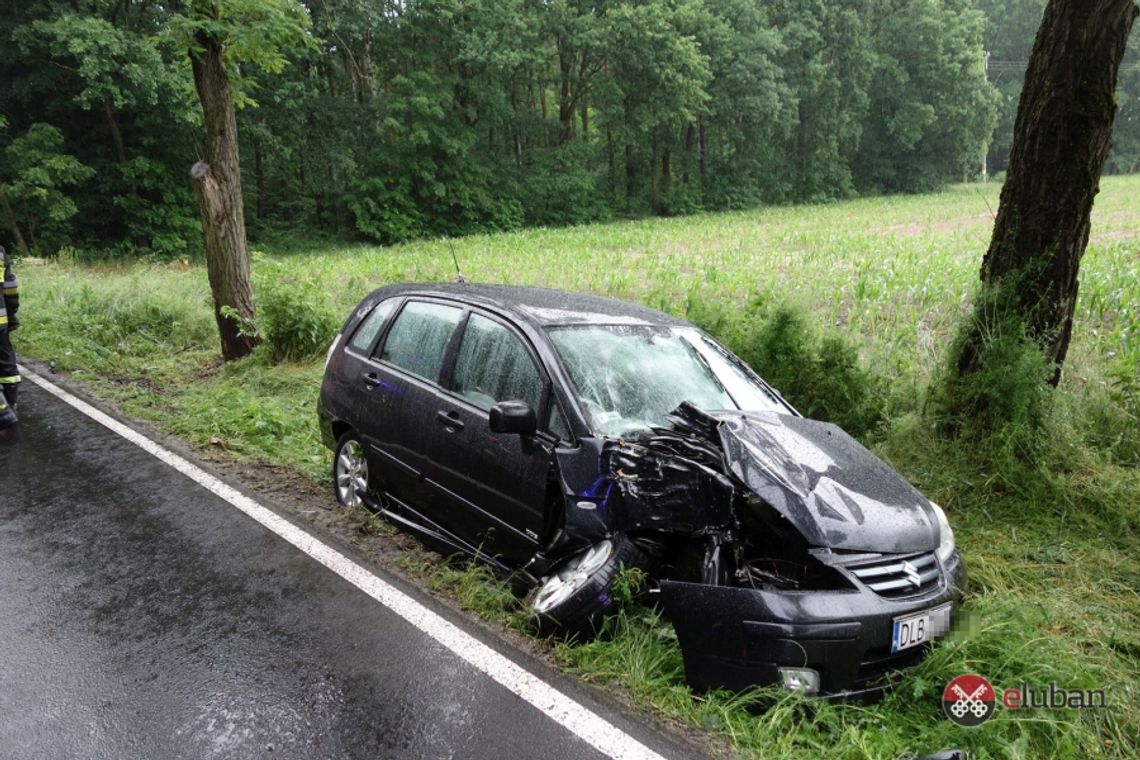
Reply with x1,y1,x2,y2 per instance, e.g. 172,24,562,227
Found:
0,377,695,760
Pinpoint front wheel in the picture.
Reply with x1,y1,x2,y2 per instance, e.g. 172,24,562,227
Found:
529,534,648,638
333,431,369,508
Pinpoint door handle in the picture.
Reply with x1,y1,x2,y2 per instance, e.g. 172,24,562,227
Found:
361,372,382,387
436,411,465,430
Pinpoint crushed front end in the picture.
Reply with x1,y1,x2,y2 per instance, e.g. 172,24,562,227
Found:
555,402,966,697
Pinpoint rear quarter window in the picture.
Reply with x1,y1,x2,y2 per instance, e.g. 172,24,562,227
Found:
349,298,399,353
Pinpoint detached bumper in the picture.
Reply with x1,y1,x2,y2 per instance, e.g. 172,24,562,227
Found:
657,551,966,697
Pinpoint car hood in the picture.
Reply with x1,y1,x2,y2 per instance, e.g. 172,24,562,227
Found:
713,411,939,553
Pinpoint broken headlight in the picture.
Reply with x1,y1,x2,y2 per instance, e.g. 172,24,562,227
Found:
930,502,955,564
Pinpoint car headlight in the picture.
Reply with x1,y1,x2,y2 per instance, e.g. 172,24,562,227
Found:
930,501,956,563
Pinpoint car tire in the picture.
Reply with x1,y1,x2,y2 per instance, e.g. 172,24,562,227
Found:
333,431,369,508
529,534,648,638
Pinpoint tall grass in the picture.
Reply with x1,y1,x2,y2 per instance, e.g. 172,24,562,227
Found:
13,175,1140,759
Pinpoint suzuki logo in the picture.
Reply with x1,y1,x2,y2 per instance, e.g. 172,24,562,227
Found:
901,561,922,588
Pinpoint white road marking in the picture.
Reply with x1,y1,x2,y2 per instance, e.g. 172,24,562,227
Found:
20,366,670,760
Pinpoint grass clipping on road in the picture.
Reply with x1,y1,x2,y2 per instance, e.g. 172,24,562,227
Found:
15,177,1140,759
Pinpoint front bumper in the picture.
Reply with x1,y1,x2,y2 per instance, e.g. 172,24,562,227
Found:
656,551,966,697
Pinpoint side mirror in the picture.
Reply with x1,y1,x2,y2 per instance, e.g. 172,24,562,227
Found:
489,401,537,436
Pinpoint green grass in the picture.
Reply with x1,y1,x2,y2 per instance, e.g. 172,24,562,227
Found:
13,175,1140,759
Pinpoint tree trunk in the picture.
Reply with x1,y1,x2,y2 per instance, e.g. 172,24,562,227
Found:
558,44,575,145
956,0,1138,386
698,116,707,186
606,126,616,197
102,97,128,165
0,191,30,257
682,123,695,185
189,26,259,361
360,28,377,100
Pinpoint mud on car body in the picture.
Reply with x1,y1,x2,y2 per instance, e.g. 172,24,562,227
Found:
317,284,965,698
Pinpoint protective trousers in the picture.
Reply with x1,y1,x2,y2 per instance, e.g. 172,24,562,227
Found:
0,245,19,423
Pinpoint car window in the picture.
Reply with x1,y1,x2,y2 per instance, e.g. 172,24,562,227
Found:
350,298,399,354
380,301,463,382
452,314,544,412
547,404,570,441
548,325,735,437
682,332,787,414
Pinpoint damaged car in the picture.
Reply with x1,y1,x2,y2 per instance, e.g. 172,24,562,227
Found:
317,283,965,697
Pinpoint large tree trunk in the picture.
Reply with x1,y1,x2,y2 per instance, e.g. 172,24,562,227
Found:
957,0,1138,386
189,26,259,361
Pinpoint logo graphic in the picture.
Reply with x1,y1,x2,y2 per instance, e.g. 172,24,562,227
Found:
901,560,922,588
943,674,996,726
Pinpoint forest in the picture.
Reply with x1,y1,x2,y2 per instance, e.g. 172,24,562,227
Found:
2,0,1137,258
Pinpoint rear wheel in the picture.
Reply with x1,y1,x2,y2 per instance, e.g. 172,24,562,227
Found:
333,431,369,508
529,533,648,637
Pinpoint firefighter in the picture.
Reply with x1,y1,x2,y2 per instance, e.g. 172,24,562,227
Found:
0,244,19,430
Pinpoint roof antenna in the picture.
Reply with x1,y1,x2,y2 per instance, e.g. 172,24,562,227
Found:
446,238,466,284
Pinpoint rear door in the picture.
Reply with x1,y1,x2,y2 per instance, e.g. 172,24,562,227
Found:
421,311,555,561
361,299,465,509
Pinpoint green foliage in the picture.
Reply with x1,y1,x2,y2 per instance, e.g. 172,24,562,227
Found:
255,263,340,363
347,176,424,245
19,12,166,112
0,123,95,253
939,298,1052,439
0,0,1044,253
163,0,313,107
520,143,611,227
114,157,202,257
695,302,887,438
17,262,215,367
853,0,1000,192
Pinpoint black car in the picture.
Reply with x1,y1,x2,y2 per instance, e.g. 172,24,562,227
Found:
317,283,965,697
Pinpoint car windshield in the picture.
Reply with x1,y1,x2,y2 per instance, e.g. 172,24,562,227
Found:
548,324,787,437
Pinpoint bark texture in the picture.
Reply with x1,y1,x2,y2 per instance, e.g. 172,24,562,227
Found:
189,23,259,361
958,0,1139,385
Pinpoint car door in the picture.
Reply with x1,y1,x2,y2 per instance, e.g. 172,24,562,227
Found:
420,311,555,562
361,299,465,511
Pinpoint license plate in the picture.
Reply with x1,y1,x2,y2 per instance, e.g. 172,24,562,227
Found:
891,604,952,653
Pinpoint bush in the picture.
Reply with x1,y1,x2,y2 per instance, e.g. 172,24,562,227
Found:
520,143,611,227
348,176,424,245
687,298,887,439
256,267,340,363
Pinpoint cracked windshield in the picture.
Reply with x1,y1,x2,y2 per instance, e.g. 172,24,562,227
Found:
548,325,785,437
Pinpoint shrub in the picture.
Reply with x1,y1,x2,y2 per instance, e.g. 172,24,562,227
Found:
256,268,339,363
520,143,610,227
348,176,424,245
688,298,887,439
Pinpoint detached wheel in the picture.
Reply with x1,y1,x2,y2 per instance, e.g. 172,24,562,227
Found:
529,534,648,638
333,431,369,508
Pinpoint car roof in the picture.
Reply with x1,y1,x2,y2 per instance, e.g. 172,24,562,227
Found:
370,282,692,329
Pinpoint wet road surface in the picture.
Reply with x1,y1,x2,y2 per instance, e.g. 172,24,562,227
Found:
0,378,695,760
